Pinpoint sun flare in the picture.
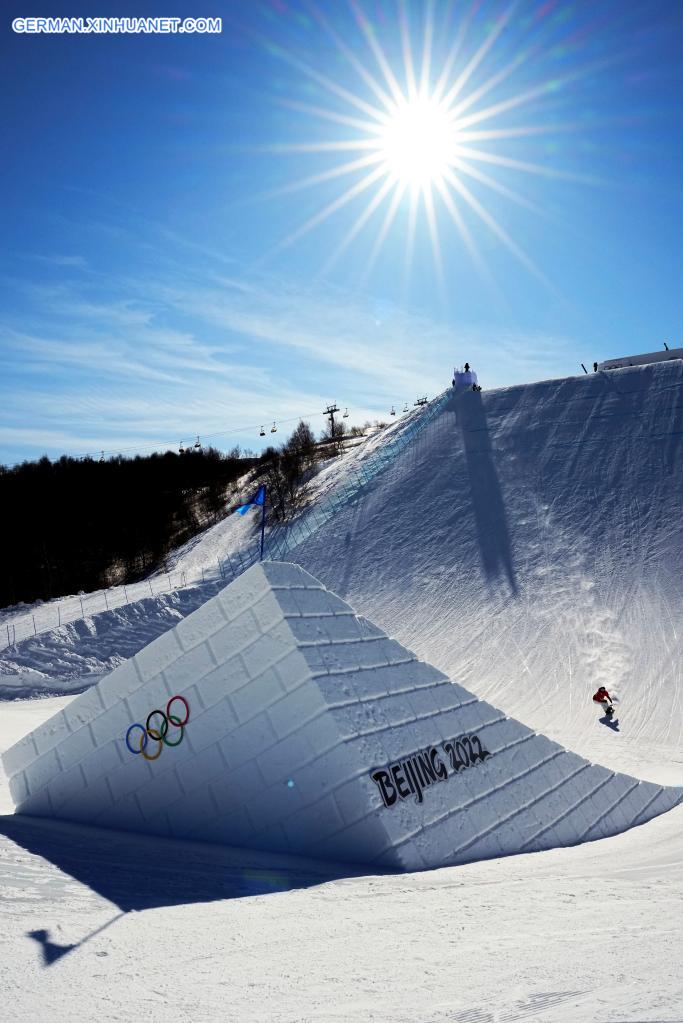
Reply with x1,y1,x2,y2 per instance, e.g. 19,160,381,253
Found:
379,96,458,189
261,2,597,288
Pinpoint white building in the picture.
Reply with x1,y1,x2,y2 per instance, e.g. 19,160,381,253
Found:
598,346,683,371
452,367,478,387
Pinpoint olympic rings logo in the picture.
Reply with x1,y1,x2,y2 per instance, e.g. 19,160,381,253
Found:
125,695,190,761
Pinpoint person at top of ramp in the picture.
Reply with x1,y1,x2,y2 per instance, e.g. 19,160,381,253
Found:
453,364,478,388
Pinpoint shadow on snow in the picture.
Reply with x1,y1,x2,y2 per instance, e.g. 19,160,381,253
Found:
0,811,373,965
454,389,518,596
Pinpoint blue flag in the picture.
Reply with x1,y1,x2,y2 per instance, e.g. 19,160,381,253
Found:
235,484,266,516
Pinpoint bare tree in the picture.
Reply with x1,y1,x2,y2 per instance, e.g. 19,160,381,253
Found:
255,421,320,521
288,420,317,465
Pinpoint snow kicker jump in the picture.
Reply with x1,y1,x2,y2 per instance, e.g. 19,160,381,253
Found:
3,563,681,870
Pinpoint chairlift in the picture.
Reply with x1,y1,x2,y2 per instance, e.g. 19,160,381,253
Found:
99,451,105,463
343,408,349,418
402,403,409,412
390,406,396,416
259,425,266,437
179,441,185,454
194,436,201,451
270,422,277,433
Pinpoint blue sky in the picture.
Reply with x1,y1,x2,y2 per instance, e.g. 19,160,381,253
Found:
1,0,682,465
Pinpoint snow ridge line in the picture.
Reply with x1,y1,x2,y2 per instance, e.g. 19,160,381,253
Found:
447,762,593,859
263,388,452,563
629,784,676,829
0,571,199,651
577,779,641,842
518,772,616,850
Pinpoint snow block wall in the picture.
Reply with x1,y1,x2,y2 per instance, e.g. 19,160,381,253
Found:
3,562,682,870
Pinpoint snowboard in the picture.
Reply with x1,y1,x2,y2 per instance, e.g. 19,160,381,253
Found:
602,698,620,727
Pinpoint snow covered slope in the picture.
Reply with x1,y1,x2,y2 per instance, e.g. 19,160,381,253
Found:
0,584,222,688
1,364,682,1021
286,362,683,784
2,363,681,786
4,562,681,869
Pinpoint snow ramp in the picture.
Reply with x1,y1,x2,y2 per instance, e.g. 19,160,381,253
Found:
284,362,683,780
3,563,681,870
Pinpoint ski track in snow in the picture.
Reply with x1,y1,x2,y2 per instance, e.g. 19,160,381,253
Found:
1,365,682,1021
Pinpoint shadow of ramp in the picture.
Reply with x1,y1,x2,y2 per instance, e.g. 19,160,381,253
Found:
0,812,371,913
455,391,518,595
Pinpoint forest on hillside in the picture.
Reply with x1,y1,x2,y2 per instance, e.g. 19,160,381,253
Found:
0,416,373,608
0,447,256,607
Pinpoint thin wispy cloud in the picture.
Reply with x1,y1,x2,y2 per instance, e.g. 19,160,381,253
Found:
1,230,577,465
2,0,678,468
30,254,91,271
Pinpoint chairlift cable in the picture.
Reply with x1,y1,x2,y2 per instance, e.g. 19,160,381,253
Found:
6,394,434,468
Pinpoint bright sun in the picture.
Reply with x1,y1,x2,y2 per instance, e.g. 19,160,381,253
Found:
263,3,587,287
379,97,457,189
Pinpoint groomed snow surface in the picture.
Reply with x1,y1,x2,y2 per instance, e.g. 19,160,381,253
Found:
2,363,683,1021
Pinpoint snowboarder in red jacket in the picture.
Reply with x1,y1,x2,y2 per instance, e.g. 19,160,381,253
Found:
593,686,614,718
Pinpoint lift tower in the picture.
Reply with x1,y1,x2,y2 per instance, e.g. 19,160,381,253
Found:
323,403,340,439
